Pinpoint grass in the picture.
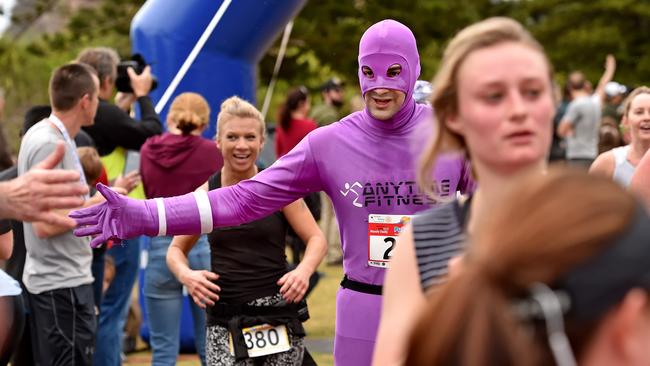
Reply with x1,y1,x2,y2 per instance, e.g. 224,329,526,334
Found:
312,352,335,365
304,262,343,338
124,262,342,365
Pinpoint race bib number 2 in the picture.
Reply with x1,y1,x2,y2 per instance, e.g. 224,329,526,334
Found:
368,214,413,268
229,324,291,358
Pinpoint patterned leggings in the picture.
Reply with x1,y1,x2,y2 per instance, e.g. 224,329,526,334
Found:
205,293,305,366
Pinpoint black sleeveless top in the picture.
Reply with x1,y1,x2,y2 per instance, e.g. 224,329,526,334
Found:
413,198,471,290
207,172,290,304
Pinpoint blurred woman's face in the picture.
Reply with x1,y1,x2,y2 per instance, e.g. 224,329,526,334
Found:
448,42,554,175
624,93,650,145
217,117,264,174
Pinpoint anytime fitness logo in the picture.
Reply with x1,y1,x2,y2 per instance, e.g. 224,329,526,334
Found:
340,179,452,208
340,182,363,207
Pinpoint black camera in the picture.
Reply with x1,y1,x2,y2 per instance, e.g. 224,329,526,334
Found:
115,54,158,93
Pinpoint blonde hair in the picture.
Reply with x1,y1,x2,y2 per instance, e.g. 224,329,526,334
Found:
622,86,650,117
215,96,266,139
167,92,210,135
418,17,553,194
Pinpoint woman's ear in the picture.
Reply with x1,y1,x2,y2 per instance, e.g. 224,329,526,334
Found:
259,135,266,151
445,114,465,136
621,115,629,129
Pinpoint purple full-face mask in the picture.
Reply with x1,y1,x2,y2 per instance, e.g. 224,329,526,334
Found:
358,19,421,103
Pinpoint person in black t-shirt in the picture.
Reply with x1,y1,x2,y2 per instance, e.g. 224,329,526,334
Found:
167,96,326,366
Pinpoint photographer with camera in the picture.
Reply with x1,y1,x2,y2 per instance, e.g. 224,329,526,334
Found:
77,47,161,157
76,47,162,366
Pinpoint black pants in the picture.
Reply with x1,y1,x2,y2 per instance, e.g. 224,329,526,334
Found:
27,284,96,366
91,246,106,309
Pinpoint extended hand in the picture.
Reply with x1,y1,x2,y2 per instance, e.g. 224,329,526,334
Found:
70,183,156,248
181,269,220,309
127,66,153,98
113,171,141,193
114,92,137,112
0,142,88,226
277,265,311,303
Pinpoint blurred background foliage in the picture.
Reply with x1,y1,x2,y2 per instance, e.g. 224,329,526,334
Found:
1,0,649,152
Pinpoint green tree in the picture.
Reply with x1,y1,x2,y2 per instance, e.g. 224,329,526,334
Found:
259,0,650,106
0,0,144,153
505,0,650,87
4,0,650,152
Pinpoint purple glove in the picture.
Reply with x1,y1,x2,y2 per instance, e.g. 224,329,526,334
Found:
71,183,211,248
70,183,159,248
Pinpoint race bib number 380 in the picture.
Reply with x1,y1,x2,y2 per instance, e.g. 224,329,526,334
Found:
368,214,413,268
229,324,291,358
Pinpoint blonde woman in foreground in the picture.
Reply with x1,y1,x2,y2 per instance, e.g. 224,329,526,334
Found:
375,17,556,365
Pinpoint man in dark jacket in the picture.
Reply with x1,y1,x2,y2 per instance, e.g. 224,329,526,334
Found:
77,47,161,156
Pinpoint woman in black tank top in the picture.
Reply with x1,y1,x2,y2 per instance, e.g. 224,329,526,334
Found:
375,18,555,364
167,97,326,366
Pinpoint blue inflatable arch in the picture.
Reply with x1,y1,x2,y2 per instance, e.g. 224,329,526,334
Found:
131,0,306,352
131,0,306,138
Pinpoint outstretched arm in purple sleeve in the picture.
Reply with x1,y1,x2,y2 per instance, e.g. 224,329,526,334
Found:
71,135,323,247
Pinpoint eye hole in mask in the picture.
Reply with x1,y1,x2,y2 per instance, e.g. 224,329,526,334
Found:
386,64,402,78
361,66,374,78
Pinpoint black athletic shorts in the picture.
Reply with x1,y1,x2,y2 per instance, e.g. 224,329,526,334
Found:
27,284,96,366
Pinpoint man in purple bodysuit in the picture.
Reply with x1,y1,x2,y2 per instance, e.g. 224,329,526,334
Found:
72,20,473,365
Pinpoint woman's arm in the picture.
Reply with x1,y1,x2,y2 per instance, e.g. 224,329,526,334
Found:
277,199,327,303
167,233,220,309
631,150,650,210
166,181,220,309
589,151,615,178
373,226,427,366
